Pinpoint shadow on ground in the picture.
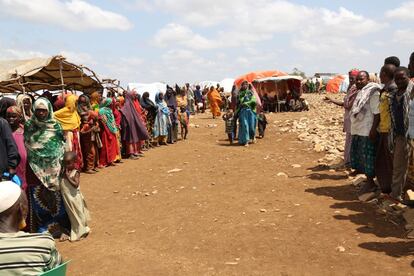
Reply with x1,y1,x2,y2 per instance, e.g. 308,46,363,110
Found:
306,183,406,240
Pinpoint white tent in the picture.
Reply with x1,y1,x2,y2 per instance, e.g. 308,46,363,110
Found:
127,82,167,101
198,80,219,90
219,78,235,92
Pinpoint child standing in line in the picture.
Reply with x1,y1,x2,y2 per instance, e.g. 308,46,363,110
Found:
60,151,91,242
222,110,236,144
257,111,268,139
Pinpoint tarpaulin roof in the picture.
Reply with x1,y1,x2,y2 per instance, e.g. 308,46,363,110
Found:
254,75,303,82
326,75,346,94
234,70,287,87
0,55,102,94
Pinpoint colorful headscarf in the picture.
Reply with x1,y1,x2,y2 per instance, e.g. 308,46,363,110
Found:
111,98,122,128
99,98,118,134
16,94,33,122
155,92,170,115
349,69,360,78
54,94,81,131
6,105,23,117
24,98,65,190
90,92,100,111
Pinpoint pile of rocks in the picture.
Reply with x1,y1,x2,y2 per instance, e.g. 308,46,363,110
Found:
276,94,346,166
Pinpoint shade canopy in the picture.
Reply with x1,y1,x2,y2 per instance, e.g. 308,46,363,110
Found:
234,70,287,87
0,55,102,94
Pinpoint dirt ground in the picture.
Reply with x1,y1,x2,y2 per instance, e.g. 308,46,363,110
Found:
59,106,414,276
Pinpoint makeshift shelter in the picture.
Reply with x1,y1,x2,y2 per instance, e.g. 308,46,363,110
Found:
0,55,102,94
234,70,287,87
326,75,346,94
253,75,302,97
127,82,167,102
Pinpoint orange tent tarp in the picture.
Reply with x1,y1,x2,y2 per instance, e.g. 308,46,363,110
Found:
234,70,287,87
326,75,345,94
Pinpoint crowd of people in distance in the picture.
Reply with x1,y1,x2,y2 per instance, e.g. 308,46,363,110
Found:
325,52,414,237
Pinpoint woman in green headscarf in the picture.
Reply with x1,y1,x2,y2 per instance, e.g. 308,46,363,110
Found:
24,97,70,237
98,98,120,166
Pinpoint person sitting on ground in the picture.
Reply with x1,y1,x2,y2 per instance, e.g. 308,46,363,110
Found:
0,181,62,275
60,151,90,242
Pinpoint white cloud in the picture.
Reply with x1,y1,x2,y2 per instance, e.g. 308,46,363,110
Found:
0,48,47,60
0,0,133,31
393,29,414,44
59,50,96,66
386,1,414,21
152,23,217,50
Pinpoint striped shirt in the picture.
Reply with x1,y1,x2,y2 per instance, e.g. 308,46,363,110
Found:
0,231,61,276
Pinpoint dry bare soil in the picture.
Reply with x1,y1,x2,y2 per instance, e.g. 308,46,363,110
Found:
59,100,414,275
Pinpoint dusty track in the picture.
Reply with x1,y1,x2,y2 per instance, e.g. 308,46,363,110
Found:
59,110,414,276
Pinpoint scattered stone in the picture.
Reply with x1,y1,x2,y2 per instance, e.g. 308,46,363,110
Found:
291,164,301,168
225,262,238,265
277,172,288,178
167,168,183,174
336,246,346,253
260,209,267,213
127,230,136,234
113,191,119,194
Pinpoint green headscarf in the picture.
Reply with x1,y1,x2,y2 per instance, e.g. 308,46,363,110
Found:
99,98,118,134
24,97,65,190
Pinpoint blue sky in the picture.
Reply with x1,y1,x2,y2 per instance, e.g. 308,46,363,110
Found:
0,0,413,85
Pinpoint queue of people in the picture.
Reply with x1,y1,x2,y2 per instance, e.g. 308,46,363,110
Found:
0,85,192,274
325,52,414,237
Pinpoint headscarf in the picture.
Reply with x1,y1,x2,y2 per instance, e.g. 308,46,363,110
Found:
99,98,118,134
16,94,33,121
155,92,170,115
349,69,360,78
0,97,16,118
120,91,149,143
90,92,100,111
165,88,177,108
77,94,92,116
24,97,65,190
140,92,156,110
54,94,81,131
111,98,122,128
118,96,125,107
53,98,65,111
6,105,23,118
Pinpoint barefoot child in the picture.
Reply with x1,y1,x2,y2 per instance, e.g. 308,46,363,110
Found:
257,111,268,139
60,151,90,241
222,110,235,144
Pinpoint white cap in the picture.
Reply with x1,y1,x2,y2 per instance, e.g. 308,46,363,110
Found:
0,181,22,213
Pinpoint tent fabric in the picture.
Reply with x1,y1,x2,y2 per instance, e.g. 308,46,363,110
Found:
198,81,219,90
0,56,102,94
234,70,287,87
219,78,235,93
326,75,346,94
127,82,167,102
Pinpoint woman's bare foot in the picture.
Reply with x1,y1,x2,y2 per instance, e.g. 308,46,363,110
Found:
59,233,70,242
